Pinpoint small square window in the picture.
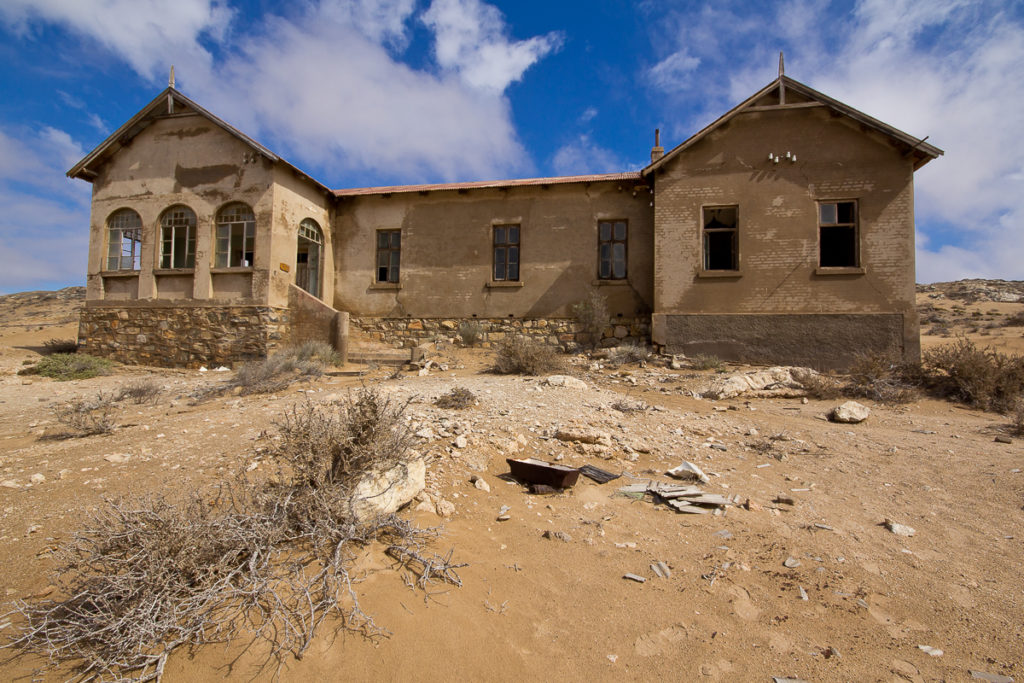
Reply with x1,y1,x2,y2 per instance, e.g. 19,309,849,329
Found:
376,230,401,282
598,220,627,279
819,200,858,267
493,224,520,281
703,206,738,271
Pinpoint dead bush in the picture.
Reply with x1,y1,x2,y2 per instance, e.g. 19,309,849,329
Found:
491,335,565,375
571,291,609,349
1013,399,1024,436
844,352,921,404
800,372,844,400
457,321,483,347
231,343,337,396
41,338,78,355
52,393,118,436
690,354,724,371
114,378,162,404
610,398,645,413
434,387,477,409
607,343,650,367
1001,311,1024,327
924,338,1024,413
4,387,462,682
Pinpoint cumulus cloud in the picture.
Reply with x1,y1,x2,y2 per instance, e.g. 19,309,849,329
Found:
421,0,563,92
646,0,1024,282
551,135,632,176
0,127,90,293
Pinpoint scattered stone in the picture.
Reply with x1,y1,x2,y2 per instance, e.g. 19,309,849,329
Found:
470,475,490,492
702,367,813,400
453,435,468,449
713,529,733,540
917,645,943,657
414,501,436,514
554,428,611,446
830,401,870,423
822,646,841,659
885,519,916,537
496,514,511,522
783,557,801,568
436,499,456,517
1,480,20,489
29,473,45,485
415,427,436,439
774,495,796,505
772,678,810,683
542,530,572,542
994,436,1013,444
350,458,426,521
798,585,808,601
970,671,1014,682
623,573,646,583
545,375,587,390
25,524,40,535
666,461,710,483
103,453,131,464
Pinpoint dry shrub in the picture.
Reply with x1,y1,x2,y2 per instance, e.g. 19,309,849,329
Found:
41,338,78,355
571,291,609,349
457,321,483,347
924,338,1024,412
607,343,650,367
611,398,645,413
690,354,724,371
231,342,338,396
434,387,477,409
4,387,462,681
844,352,921,404
800,372,844,400
491,335,565,375
52,393,118,436
1001,311,1024,327
1013,399,1024,436
115,378,162,404
25,353,113,381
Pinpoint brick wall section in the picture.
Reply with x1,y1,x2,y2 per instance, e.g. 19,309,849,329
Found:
287,284,338,347
78,303,289,367
350,316,651,349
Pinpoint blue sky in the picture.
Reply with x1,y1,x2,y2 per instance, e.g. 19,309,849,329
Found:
1,0,1022,293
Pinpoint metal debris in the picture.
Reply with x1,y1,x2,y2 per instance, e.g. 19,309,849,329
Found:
578,464,621,484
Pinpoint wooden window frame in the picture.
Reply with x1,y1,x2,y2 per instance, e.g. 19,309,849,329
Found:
215,203,256,269
598,219,628,280
492,224,520,282
818,200,859,268
159,205,196,270
106,208,142,271
702,205,739,271
376,229,401,283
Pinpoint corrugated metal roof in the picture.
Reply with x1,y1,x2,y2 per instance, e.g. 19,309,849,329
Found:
333,172,643,197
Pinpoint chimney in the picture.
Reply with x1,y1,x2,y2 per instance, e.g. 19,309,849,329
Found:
650,128,664,163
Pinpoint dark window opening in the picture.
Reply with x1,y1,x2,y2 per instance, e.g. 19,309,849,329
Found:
376,230,401,282
703,206,738,271
493,224,520,281
598,220,627,279
819,201,858,267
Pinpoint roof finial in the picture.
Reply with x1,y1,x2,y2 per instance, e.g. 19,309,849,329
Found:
778,51,784,78
169,65,176,89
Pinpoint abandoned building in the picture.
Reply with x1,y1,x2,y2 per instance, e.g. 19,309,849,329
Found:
68,70,942,369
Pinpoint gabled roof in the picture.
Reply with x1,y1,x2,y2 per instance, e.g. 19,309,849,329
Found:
644,75,944,175
333,172,643,197
66,88,333,196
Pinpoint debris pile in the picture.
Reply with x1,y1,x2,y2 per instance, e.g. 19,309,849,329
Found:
618,480,742,515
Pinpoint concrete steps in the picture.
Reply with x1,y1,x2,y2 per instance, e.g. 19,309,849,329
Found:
346,341,429,366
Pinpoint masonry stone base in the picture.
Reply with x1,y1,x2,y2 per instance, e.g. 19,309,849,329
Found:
79,303,289,368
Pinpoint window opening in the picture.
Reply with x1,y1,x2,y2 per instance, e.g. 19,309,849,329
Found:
159,206,196,269
493,224,520,281
215,203,256,268
376,230,401,283
703,206,739,270
106,209,142,271
598,220,627,279
296,218,323,298
819,200,858,267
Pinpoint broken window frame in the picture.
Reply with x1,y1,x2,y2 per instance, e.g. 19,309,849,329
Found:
598,219,628,280
702,205,739,271
376,229,401,283
106,208,142,271
296,218,323,298
492,224,520,281
818,200,859,268
159,205,196,269
215,203,256,269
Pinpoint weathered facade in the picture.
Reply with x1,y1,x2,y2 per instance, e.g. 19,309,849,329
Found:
68,74,941,369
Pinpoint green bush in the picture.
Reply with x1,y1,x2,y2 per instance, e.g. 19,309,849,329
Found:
29,353,113,381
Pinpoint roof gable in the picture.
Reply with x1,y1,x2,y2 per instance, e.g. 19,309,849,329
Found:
67,88,332,196
644,76,943,175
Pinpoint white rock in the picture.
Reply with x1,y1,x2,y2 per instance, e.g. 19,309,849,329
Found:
29,473,45,485
918,645,943,657
886,519,916,537
415,427,436,440
436,499,456,517
198,366,208,373
453,434,468,449
666,461,710,483
103,453,131,464
831,401,870,424
554,428,611,446
546,375,587,390
350,458,426,522
414,500,436,514
1,480,20,489
702,367,808,399
471,475,491,492
214,366,230,372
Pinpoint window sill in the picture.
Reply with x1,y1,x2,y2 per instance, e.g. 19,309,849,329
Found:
815,266,865,276
369,282,402,290
486,280,524,288
697,270,742,279
592,279,630,286
99,270,140,278
153,268,195,275
210,267,254,274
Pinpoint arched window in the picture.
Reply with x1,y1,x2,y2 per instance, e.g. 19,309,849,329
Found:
106,209,142,271
159,205,196,269
296,218,323,298
215,203,255,268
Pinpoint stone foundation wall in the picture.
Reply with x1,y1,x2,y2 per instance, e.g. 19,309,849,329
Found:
350,316,651,349
79,303,290,367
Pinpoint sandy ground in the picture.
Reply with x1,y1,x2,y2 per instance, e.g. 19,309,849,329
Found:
0,283,1021,682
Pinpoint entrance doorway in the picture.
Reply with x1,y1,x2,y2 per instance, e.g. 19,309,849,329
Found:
296,218,323,298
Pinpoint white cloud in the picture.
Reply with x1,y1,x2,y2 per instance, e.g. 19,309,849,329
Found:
0,126,90,293
421,0,563,92
648,0,1024,282
551,135,632,176
0,0,232,82
648,50,700,92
